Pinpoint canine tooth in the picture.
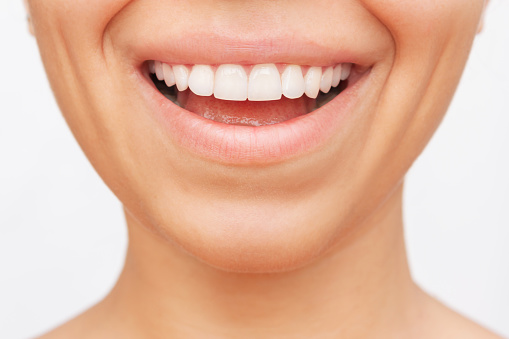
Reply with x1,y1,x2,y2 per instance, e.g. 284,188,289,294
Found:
162,63,176,87
188,65,214,96
214,64,248,101
332,64,342,87
340,63,352,80
149,61,156,74
304,67,322,99
320,66,333,93
155,61,164,81
248,64,282,101
281,65,305,99
173,65,189,91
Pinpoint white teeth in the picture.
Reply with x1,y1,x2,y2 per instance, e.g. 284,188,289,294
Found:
341,63,352,81
320,66,333,94
281,65,305,99
332,64,342,87
150,61,353,101
304,67,322,99
248,64,282,101
173,65,190,91
149,61,156,74
162,63,175,87
188,65,214,96
214,64,248,101
155,61,164,81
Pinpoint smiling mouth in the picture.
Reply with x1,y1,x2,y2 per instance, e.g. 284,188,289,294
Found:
148,61,354,126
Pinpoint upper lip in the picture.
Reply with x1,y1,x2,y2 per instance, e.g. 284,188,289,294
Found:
123,31,383,70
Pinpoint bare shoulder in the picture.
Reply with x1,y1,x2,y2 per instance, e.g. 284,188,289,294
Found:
35,300,135,339
415,291,505,339
37,319,88,339
36,289,505,339
36,306,105,339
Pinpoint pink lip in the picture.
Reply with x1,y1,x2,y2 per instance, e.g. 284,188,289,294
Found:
137,68,371,165
127,32,379,68
124,32,378,165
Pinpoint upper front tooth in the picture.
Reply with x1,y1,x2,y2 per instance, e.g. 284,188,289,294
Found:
304,67,322,99
173,65,190,91
162,63,176,87
155,61,164,81
188,65,214,96
332,64,342,87
281,65,305,99
341,63,352,80
320,66,333,94
248,64,283,101
214,64,248,101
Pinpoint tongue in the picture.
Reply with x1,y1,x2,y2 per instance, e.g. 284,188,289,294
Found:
180,91,315,126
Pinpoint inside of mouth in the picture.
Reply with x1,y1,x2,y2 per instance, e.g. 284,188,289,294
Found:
150,69,349,127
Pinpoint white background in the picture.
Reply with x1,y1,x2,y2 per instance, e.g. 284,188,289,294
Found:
1,1,508,338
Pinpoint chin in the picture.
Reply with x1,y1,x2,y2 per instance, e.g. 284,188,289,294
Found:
132,196,343,273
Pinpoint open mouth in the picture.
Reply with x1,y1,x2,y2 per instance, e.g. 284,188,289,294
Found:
148,61,354,127
140,54,372,163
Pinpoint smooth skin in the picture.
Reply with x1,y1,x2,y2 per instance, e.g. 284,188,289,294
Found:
24,0,502,338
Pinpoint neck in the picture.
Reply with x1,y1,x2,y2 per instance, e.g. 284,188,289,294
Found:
103,182,420,338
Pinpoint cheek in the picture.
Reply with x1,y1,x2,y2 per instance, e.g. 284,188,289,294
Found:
28,0,133,94
361,0,485,62
28,0,132,65
29,0,130,28
27,0,139,193
362,0,484,36
352,0,486,208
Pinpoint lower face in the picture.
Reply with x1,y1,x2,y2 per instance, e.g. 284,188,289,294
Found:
28,0,484,272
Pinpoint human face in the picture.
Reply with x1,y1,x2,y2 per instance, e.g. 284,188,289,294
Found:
26,0,486,272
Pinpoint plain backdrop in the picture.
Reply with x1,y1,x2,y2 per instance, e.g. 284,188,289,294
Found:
1,1,508,338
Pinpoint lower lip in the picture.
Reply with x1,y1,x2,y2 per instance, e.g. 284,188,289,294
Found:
138,69,370,165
